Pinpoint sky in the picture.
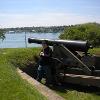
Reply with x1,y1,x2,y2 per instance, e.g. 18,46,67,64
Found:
0,0,100,28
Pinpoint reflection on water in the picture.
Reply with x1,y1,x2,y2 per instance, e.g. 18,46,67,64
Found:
0,32,60,48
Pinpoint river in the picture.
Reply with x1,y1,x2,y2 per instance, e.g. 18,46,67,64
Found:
0,32,60,48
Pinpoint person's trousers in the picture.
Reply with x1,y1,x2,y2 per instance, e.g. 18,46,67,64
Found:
37,65,52,84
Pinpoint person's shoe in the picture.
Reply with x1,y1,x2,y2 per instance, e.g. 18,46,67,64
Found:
36,78,41,83
45,82,53,87
52,82,62,87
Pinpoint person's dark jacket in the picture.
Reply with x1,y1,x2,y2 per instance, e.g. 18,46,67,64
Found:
39,46,52,66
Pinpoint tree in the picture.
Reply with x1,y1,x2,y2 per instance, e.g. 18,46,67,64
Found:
59,23,100,47
0,29,5,40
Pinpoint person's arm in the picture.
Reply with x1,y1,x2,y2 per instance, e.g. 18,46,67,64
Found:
44,53,50,57
44,47,52,57
39,49,44,56
40,51,49,57
40,47,52,57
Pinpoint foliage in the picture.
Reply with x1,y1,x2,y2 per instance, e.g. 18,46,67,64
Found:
59,23,100,47
0,29,5,40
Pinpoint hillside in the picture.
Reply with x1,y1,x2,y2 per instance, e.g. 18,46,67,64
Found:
0,48,46,100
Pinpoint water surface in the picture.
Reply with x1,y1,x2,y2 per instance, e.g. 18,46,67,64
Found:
0,32,60,48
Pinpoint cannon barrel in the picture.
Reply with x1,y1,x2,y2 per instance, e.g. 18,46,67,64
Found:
28,38,92,52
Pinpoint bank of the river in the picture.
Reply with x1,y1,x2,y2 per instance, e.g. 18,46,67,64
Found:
0,48,100,100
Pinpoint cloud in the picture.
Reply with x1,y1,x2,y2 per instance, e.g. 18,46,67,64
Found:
0,12,100,28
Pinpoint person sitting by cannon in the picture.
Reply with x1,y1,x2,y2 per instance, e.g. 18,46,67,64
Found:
37,40,53,85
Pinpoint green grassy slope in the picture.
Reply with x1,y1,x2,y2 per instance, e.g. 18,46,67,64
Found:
0,48,46,100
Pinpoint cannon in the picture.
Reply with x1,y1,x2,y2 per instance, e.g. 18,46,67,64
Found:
28,38,100,87
28,38,91,53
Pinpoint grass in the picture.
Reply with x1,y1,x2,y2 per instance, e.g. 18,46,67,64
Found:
0,48,100,100
51,84,100,100
0,48,46,100
89,48,100,55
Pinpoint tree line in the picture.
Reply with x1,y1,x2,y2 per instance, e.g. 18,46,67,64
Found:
4,26,66,33
59,23,100,47
0,29,5,40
